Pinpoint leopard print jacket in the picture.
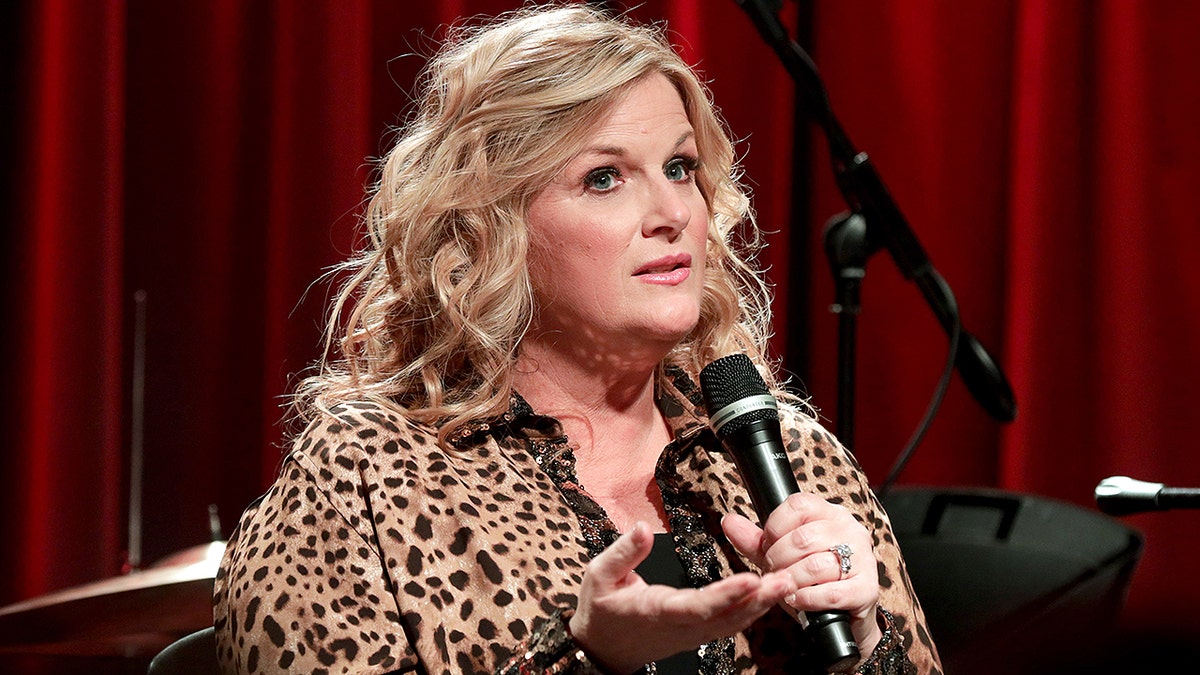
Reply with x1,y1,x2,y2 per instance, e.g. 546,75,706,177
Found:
213,369,942,674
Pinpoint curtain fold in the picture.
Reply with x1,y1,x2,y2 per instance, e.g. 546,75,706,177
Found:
256,0,374,483
3,0,127,604
3,0,1199,646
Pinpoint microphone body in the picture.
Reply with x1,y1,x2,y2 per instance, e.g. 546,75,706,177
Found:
722,417,797,516
700,354,860,671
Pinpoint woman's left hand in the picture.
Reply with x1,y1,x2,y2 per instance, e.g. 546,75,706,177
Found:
722,492,882,655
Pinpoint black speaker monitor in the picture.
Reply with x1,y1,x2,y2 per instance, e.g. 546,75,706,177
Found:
880,487,1142,674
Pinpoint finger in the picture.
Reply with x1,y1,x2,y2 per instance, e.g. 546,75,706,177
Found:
763,508,868,573
762,520,841,570
721,513,766,568
786,579,884,654
785,579,877,619
657,571,789,624
781,546,852,589
587,521,654,589
760,493,841,547
702,572,793,633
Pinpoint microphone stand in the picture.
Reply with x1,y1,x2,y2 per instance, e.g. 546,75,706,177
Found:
1095,476,1200,515
824,213,868,449
734,1,1017,454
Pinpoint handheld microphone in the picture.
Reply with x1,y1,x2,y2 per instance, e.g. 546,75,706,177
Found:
699,354,860,671
1095,476,1200,515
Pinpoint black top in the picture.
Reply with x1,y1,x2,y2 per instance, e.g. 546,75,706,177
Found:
634,533,702,673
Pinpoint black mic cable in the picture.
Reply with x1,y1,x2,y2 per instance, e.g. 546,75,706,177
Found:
700,353,860,671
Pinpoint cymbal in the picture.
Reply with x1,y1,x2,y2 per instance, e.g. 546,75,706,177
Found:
0,542,225,657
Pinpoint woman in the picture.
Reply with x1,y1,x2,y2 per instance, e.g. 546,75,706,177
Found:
213,5,941,674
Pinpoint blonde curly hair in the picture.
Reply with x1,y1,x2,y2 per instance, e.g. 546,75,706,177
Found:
299,4,779,441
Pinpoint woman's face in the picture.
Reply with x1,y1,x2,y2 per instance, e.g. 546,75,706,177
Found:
525,74,709,355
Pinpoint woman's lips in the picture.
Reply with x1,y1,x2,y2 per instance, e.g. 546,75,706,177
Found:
634,253,692,285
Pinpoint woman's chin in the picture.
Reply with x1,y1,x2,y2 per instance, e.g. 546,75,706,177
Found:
633,310,701,346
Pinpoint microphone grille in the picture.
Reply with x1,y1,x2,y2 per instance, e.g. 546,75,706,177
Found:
700,354,769,407
699,354,779,434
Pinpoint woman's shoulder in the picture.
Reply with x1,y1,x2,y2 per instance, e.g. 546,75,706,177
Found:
775,402,875,502
772,398,849,451
776,400,828,440
289,399,442,468
301,398,429,436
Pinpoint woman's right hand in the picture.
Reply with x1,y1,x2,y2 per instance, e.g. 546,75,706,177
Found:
568,522,792,674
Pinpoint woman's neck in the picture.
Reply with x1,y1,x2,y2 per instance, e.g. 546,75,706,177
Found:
514,340,663,450
515,338,675,531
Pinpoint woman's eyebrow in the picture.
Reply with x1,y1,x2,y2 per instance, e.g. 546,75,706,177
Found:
579,131,696,160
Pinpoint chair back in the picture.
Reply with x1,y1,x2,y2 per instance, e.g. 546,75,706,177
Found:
148,626,218,675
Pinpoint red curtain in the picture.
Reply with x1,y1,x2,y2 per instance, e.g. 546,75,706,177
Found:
4,0,1199,652
802,0,1200,637
2,0,127,604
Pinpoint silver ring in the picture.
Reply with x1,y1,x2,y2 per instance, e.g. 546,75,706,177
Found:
830,543,853,578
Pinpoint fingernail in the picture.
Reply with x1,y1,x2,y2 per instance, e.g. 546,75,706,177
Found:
784,592,796,606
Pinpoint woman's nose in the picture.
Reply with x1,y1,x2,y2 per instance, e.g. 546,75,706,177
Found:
641,176,691,239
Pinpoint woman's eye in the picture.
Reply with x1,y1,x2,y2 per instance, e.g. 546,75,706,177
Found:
665,156,698,182
584,168,619,192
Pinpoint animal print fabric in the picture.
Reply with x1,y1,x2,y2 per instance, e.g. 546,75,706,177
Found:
213,369,942,674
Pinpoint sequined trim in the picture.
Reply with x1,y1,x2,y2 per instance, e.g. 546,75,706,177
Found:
497,608,607,675
842,607,917,675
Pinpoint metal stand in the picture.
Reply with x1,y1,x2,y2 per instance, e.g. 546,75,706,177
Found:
824,213,868,449
734,0,1017,453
